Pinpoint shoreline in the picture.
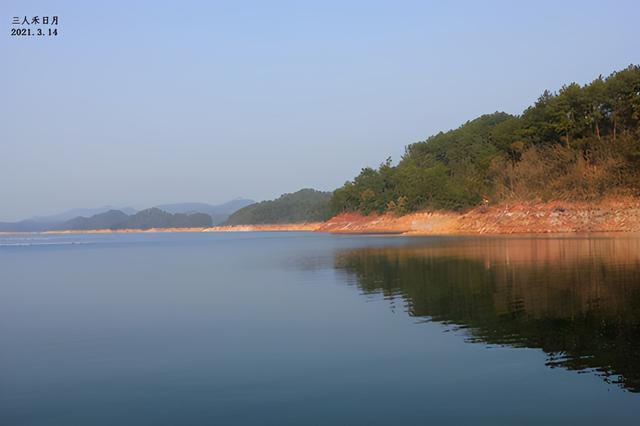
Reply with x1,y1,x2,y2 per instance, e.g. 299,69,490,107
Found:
318,197,640,235
3,197,640,237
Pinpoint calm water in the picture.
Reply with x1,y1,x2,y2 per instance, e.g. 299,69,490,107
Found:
1,232,639,425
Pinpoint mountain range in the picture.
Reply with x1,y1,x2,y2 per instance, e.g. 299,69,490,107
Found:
0,198,254,232
55,208,213,230
154,199,253,224
30,206,138,223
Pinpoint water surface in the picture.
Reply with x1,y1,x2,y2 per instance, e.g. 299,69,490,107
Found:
1,232,639,424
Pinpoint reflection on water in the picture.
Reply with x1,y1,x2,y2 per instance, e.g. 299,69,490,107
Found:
335,235,640,392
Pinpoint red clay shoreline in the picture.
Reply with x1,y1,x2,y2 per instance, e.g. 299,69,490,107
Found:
4,197,640,237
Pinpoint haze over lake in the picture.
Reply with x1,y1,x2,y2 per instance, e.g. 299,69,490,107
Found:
1,232,639,424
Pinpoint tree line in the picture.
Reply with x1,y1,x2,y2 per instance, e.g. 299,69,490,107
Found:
225,189,332,225
331,65,640,215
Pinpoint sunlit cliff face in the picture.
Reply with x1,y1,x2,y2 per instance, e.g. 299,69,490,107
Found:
334,235,640,392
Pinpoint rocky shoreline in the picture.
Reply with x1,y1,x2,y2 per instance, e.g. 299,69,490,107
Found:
319,197,640,235
5,197,639,236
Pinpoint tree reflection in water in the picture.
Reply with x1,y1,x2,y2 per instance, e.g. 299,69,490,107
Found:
335,235,640,392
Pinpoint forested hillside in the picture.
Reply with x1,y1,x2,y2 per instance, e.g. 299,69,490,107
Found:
154,199,254,225
331,65,640,214
57,208,212,230
225,189,332,225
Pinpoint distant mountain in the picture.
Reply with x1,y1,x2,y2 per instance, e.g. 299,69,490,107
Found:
30,206,137,223
155,202,220,214
155,198,254,225
59,210,130,230
213,199,257,215
56,208,212,230
225,189,332,225
124,208,212,229
0,199,252,232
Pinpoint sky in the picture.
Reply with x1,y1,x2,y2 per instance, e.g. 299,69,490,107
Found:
2,0,639,221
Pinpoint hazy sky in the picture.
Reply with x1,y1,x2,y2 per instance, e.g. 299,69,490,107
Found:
2,0,638,220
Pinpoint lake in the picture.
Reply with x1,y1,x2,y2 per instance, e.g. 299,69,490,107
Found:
1,232,639,425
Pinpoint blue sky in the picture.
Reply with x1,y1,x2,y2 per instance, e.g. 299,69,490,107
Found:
2,0,639,220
